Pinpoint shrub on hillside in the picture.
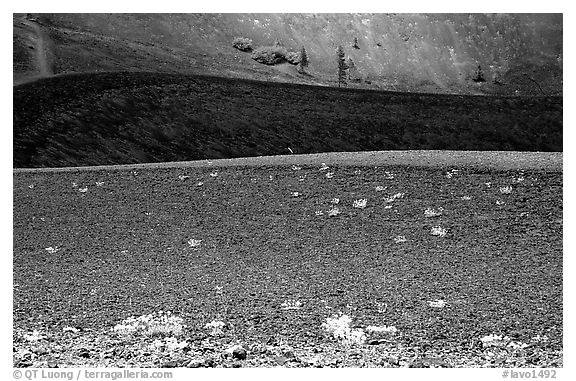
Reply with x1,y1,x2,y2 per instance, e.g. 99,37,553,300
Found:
232,37,253,52
286,51,301,65
251,46,289,65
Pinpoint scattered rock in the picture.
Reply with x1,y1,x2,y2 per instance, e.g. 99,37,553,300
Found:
177,358,191,367
232,363,242,368
348,351,362,359
409,357,450,368
275,356,287,365
232,347,247,360
186,359,203,368
77,348,90,358
384,356,400,366
190,334,207,342
47,360,59,368
161,360,179,368
408,360,427,368
204,358,215,368
33,347,49,356
283,350,295,359
202,345,215,353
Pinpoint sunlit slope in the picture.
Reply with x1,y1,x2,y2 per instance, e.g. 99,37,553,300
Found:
14,13,562,95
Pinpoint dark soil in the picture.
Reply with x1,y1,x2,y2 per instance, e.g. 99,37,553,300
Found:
13,152,562,367
13,72,562,169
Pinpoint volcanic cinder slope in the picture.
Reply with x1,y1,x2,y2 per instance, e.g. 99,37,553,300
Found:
13,13,562,95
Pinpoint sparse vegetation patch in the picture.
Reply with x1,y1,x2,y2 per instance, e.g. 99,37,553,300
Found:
251,45,289,65
232,37,253,52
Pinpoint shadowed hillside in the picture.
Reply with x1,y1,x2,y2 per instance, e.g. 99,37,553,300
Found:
13,72,562,168
13,13,562,95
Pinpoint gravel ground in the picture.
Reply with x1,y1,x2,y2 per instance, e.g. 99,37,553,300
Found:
13,151,563,368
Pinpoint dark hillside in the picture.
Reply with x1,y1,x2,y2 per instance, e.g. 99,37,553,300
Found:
13,72,562,168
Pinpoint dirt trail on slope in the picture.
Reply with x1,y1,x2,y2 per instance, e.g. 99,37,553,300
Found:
31,22,52,77
13,20,53,86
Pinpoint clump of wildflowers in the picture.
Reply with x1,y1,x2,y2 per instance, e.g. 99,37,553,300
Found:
188,239,202,248
149,337,189,352
428,299,447,308
424,207,444,217
322,314,366,345
281,300,303,310
365,325,398,334
113,311,186,338
479,334,528,350
430,226,448,237
393,236,407,243
205,320,226,336
327,207,341,217
384,193,404,203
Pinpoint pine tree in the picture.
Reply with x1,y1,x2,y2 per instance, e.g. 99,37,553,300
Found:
336,45,349,87
353,37,360,49
299,46,309,74
472,65,486,82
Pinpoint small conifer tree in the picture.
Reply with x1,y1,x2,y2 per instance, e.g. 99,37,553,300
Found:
336,45,349,87
299,46,309,74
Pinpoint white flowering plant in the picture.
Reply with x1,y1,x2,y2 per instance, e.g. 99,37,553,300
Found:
430,226,448,237
281,300,303,310
479,334,529,350
149,336,190,352
424,207,444,217
384,193,405,203
113,311,186,338
327,207,341,217
428,299,447,308
321,314,366,345
188,239,202,248
205,320,226,336
393,235,407,243
365,325,398,334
